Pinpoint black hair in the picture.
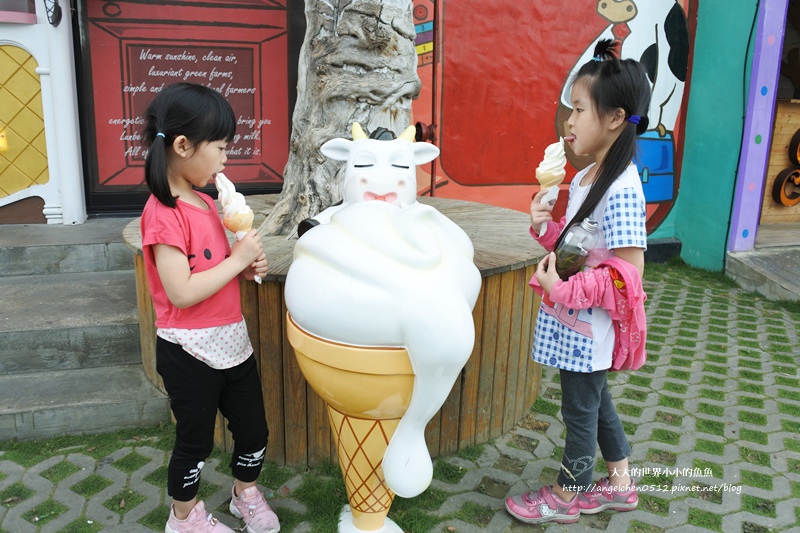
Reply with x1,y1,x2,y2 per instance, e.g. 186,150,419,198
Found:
553,39,652,251
142,83,236,207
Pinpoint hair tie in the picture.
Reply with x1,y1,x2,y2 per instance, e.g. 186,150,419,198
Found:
628,115,641,125
591,55,602,62
156,132,165,139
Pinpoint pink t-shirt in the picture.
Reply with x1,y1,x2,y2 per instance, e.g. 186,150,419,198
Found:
140,192,243,329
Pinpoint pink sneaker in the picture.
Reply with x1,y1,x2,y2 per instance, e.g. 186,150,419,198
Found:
505,485,580,524
578,477,638,514
229,485,281,533
165,500,234,533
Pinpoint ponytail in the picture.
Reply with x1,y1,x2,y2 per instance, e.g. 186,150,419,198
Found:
142,83,237,208
144,130,176,207
554,40,651,252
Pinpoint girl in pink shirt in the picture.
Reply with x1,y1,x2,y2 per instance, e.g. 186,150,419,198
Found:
140,83,278,533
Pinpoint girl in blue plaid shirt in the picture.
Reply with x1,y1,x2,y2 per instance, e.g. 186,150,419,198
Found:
506,39,651,525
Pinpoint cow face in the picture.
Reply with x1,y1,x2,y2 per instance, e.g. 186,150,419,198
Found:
321,123,440,208
597,0,637,23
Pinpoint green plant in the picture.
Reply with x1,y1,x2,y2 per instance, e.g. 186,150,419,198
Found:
61,515,104,533
740,470,773,490
740,428,769,445
21,499,68,526
292,471,347,532
0,482,35,508
687,508,722,531
114,451,151,474
103,489,147,515
433,459,467,484
41,460,81,483
0,424,175,467
455,444,485,463
450,501,494,527
742,495,776,518
695,439,725,456
532,397,559,417
71,474,114,498
659,395,685,410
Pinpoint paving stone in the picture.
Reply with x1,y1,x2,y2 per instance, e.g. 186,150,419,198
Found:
475,442,503,468
121,447,167,525
46,468,88,531
2,469,49,533
94,525,154,533
2,264,800,531
85,460,130,527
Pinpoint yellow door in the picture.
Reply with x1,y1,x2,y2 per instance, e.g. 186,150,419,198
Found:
0,45,48,198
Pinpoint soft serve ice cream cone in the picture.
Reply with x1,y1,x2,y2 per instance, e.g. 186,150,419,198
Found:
215,173,261,283
535,138,567,236
222,211,254,239
216,172,254,238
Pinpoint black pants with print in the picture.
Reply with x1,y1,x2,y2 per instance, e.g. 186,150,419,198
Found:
156,337,269,502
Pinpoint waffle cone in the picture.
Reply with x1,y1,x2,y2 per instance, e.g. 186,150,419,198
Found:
535,169,565,190
286,314,414,531
328,407,399,529
223,211,254,234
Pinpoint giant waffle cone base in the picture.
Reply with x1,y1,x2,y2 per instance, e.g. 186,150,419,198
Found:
286,314,414,532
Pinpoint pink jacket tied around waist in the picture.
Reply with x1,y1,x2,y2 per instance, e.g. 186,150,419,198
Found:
529,220,647,371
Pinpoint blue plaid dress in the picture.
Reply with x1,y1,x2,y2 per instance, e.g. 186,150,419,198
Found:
532,164,647,373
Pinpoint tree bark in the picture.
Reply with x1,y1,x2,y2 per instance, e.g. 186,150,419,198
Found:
261,0,421,236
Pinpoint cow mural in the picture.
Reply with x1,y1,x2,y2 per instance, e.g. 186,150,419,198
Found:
411,0,694,232
559,0,689,138
284,124,481,513
557,0,690,224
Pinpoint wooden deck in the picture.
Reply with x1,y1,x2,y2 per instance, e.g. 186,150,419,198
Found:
124,195,545,466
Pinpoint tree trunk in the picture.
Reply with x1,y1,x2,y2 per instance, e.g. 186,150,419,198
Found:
261,0,421,236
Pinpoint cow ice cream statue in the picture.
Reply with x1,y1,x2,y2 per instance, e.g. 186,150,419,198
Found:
285,123,481,532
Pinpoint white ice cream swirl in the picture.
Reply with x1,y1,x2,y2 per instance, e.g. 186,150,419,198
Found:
536,137,566,175
215,173,251,221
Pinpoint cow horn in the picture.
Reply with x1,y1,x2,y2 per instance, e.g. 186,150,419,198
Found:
399,125,416,143
352,122,368,140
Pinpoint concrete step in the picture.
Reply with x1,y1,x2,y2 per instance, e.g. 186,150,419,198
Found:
0,365,169,441
0,270,142,374
0,218,169,442
0,218,135,276
726,247,800,301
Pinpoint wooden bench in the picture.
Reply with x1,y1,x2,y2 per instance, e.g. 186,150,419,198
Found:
123,195,544,466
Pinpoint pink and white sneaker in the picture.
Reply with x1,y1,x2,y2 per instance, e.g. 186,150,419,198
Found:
578,476,638,514
505,485,580,524
165,500,234,533
229,485,281,533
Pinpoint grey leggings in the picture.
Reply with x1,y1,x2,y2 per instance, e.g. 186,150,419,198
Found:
556,369,631,492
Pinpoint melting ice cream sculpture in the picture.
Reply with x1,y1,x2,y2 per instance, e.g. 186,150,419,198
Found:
285,123,481,532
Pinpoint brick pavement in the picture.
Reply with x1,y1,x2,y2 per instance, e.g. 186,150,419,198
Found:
1,263,799,532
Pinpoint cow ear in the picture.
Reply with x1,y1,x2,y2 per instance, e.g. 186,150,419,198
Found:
412,142,440,165
320,138,352,161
